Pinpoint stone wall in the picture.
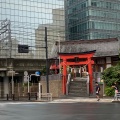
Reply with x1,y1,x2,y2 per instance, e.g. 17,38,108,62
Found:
40,80,62,98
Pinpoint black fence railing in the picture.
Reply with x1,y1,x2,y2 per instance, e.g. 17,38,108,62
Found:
0,92,38,101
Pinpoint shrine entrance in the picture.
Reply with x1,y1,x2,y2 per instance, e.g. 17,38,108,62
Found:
58,50,96,95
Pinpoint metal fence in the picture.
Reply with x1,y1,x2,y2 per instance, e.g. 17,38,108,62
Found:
0,83,39,101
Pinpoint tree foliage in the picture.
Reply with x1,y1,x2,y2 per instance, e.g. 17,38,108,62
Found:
41,66,46,75
105,87,114,96
102,62,120,87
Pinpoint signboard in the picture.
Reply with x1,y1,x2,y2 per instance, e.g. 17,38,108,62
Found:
18,44,29,53
7,71,15,76
35,71,40,76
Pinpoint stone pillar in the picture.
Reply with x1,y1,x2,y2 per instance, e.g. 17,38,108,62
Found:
86,72,89,95
4,76,9,97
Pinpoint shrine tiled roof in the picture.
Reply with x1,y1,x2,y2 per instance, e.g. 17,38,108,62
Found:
50,38,120,58
58,50,96,55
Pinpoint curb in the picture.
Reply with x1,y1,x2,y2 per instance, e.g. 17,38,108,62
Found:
52,98,115,103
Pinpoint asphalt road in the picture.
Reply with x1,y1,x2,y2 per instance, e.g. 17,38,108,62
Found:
0,102,120,120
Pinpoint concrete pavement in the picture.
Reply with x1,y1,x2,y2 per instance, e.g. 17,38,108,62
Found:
1,96,119,103
51,97,120,103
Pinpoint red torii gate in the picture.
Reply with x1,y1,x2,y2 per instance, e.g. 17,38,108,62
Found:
58,50,96,95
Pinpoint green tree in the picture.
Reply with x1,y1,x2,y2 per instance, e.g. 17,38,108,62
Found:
105,87,114,96
41,66,46,75
102,51,120,96
102,63,120,87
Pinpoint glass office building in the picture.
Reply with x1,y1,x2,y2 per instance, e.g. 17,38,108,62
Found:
0,0,64,59
65,0,120,40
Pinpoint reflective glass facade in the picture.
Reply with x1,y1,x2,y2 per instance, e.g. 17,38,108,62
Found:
0,0,65,59
65,0,120,40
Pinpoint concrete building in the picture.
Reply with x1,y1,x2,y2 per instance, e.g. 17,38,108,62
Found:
35,8,65,59
0,0,65,98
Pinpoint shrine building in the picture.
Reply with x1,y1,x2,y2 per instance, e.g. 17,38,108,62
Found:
41,38,120,97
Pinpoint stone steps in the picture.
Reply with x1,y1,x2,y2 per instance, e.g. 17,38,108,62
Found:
69,87,87,90
68,93,89,97
68,80,88,97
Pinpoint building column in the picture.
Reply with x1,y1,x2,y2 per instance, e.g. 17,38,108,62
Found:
62,59,67,94
4,76,9,97
88,0,91,6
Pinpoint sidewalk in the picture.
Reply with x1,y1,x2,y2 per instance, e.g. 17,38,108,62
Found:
51,97,120,103
0,97,119,103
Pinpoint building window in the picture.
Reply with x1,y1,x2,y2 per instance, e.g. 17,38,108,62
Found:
91,1,97,7
81,3,86,9
106,2,112,9
89,21,95,29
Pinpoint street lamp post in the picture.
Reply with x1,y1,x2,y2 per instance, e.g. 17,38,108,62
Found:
11,70,14,95
10,70,19,100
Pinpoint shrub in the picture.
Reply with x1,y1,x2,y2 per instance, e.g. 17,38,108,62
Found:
105,87,114,96
102,63,120,87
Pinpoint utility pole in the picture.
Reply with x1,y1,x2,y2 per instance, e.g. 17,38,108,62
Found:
45,27,49,93
8,20,12,58
8,20,14,98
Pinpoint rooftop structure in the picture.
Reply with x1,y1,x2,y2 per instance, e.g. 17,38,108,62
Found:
50,38,120,58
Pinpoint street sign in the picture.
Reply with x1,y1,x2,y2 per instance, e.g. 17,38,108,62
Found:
7,71,15,76
35,71,40,76
18,44,29,53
